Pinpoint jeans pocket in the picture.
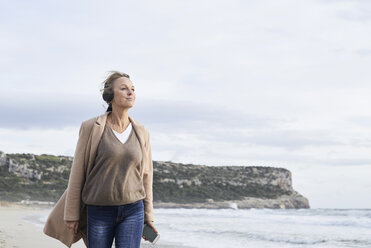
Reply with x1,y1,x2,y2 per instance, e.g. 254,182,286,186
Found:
127,200,144,214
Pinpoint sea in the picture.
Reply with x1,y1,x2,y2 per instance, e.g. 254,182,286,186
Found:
27,207,371,248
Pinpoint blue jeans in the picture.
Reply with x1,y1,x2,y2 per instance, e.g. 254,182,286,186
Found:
86,199,144,248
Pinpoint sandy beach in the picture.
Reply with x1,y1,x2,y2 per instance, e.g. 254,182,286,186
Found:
0,202,194,248
0,203,86,248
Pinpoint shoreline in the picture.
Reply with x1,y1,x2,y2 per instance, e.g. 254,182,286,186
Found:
0,203,195,248
0,192,310,210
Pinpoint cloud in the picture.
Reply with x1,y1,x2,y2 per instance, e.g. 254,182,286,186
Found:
354,49,371,56
0,93,103,129
0,92,281,129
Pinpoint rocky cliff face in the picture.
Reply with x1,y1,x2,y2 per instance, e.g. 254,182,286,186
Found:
153,161,310,209
0,151,309,209
0,151,42,180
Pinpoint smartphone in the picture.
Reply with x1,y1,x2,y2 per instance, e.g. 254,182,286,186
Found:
142,223,160,244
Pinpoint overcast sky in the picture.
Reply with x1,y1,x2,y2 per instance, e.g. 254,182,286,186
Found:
1,0,371,209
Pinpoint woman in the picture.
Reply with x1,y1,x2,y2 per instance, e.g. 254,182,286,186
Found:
44,71,157,248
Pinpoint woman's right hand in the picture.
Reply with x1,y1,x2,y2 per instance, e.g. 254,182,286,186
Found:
65,220,79,234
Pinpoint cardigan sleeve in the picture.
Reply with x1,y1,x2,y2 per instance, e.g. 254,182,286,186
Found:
64,122,88,221
143,131,155,223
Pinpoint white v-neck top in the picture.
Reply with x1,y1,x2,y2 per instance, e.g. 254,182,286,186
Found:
110,122,133,144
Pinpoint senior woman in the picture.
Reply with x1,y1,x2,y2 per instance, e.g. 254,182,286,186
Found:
44,71,157,248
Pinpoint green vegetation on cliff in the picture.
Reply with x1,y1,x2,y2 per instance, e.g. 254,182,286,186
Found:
0,151,294,203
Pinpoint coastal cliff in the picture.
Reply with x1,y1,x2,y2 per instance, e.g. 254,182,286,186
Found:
153,161,309,209
0,151,309,209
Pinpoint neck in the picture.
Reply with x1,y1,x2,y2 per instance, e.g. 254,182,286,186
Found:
108,108,130,129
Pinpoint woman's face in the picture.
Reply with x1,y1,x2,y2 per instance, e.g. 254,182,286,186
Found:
111,76,136,109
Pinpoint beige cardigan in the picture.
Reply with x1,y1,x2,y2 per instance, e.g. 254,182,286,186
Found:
43,111,154,247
